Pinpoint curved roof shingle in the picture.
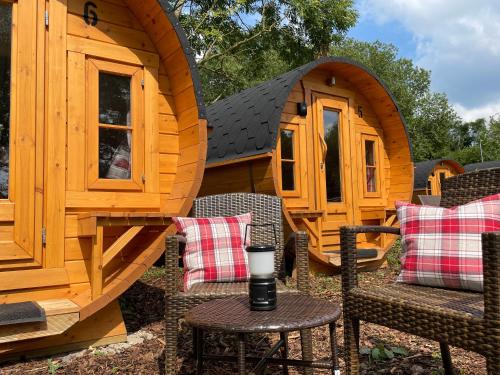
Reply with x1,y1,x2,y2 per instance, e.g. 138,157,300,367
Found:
206,56,411,164
464,160,500,172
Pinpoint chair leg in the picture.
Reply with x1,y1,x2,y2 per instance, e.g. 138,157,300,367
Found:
280,332,289,375
300,329,313,375
165,301,179,375
343,315,360,375
237,333,246,375
195,328,204,375
439,342,454,375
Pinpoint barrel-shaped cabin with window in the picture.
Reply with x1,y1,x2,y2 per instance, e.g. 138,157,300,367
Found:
0,0,206,356
200,57,413,272
413,159,464,203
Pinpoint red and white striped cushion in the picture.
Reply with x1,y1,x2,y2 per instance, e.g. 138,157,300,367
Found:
396,194,500,292
172,213,252,290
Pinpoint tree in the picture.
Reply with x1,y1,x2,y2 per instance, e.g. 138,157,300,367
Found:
167,0,358,103
448,116,500,164
331,39,461,161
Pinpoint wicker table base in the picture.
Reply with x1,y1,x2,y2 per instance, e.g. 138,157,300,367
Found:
185,294,342,375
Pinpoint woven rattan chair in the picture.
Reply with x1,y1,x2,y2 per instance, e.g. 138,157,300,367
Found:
341,168,500,375
165,193,312,374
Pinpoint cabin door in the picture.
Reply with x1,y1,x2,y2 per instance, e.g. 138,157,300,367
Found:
312,94,355,252
0,0,44,269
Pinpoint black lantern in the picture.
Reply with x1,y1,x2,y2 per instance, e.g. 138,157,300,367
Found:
244,224,278,311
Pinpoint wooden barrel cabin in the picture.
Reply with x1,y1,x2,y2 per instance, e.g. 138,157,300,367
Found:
0,0,207,357
200,57,414,272
413,159,464,203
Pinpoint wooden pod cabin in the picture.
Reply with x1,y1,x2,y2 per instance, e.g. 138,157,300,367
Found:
413,159,464,203
200,57,413,271
0,0,207,357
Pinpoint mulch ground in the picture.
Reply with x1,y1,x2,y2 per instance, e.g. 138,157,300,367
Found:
0,265,486,375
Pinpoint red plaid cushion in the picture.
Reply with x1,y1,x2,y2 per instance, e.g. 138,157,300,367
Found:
172,213,252,290
396,194,500,291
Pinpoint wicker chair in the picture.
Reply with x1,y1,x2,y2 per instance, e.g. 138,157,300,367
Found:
340,168,500,375
164,193,312,374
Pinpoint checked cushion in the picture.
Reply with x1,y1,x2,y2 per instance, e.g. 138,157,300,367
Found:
396,194,500,292
173,213,252,291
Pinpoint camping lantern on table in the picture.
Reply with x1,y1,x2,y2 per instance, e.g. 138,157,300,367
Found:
244,224,278,311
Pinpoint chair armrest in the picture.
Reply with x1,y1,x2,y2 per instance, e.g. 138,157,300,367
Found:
294,231,310,293
483,231,500,321
165,235,182,297
340,225,401,293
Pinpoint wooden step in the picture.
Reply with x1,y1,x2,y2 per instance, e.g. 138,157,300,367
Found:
327,248,385,267
0,299,79,344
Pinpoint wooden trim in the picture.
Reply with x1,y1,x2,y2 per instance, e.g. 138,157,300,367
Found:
77,216,97,237
206,152,272,169
45,0,67,268
0,202,14,221
276,124,301,197
360,133,382,198
102,226,144,267
86,58,145,191
91,226,104,300
67,35,159,68
66,191,161,209
0,268,68,291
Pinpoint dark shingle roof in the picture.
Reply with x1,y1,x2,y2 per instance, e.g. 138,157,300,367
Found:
206,56,411,164
414,159,464,189
464,160,500,172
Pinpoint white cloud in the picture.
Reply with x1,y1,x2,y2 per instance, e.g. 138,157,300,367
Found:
359,0,500,121
453,100,500,122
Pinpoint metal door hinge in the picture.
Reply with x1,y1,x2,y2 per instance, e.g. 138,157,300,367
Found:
42,227,47,245
44,11,49,28
141,79,145,89
141,175,146,183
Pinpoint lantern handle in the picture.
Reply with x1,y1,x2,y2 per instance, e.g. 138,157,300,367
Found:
244,223,278,247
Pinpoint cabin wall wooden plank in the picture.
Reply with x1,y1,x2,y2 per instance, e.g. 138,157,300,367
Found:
67,51,86,192
45,0,68,268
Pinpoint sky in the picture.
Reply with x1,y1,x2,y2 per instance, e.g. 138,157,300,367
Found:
348,0,500,122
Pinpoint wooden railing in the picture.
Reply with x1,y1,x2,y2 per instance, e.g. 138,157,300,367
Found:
77,212,171,300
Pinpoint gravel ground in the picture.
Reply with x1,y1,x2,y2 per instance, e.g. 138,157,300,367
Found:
0,258,487,375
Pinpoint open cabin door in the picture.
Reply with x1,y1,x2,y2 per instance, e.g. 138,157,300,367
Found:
312,94,355,254
0,0,44,269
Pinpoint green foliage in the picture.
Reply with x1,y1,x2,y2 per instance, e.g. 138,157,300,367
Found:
360,344,408,362
168,0,358,103
386,239,402,269
447,116,500,165
331,39,462,162
47,359,61,374
142,266,168,280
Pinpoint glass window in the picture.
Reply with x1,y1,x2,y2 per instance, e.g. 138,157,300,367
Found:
99,73,131,126
365,140,377,193
323,109,342,202
98,73,132,180
0,3,12,198
280,129,295,191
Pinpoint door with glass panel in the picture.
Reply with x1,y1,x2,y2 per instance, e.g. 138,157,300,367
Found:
312,94,354,253
0,0,44,267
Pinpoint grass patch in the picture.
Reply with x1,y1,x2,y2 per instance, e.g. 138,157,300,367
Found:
142,266,167,280
386,239,402,270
